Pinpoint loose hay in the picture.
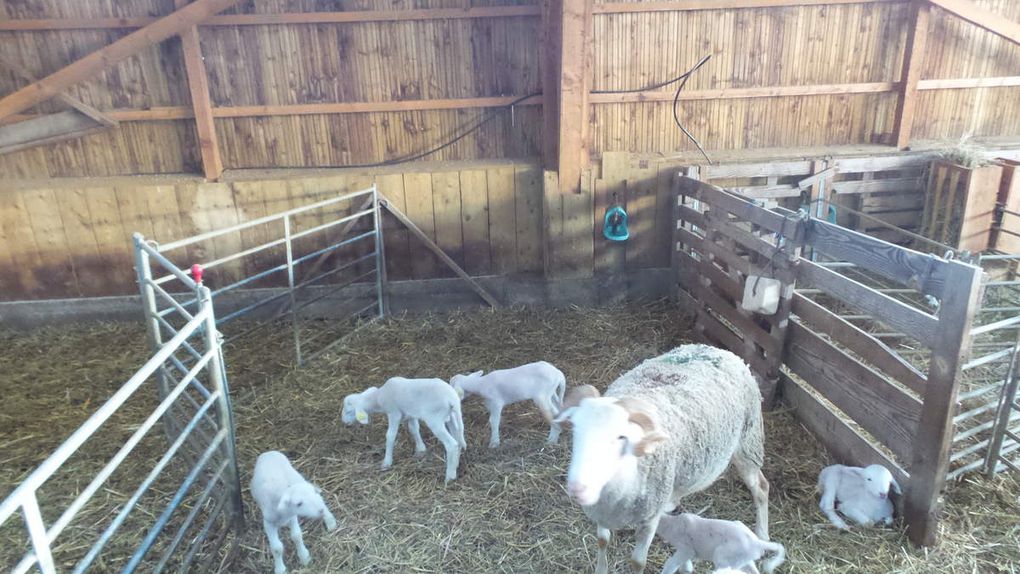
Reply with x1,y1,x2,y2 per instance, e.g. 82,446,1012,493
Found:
2,301,1019,573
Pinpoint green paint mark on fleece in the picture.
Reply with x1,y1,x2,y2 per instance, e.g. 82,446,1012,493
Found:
654,352,722,368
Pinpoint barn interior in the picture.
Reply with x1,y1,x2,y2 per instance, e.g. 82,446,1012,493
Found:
1,0,1019,572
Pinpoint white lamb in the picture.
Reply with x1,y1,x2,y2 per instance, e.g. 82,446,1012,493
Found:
250,451,338,574
656,513,785,574
818,463,901,529
449,361,566,448
553,345,769,574
342,376,467,483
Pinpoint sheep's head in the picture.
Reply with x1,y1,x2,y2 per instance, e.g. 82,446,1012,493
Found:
553,394,667,507
861,464,900,500
449,370,483,400
341,387,378,425
278,482,333,527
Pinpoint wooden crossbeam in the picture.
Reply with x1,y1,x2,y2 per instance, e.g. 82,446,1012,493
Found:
0,0,245,120
926,0,1020,45
0,55,115,127
379,198,502,308
176,0,223,181
893,0,931,150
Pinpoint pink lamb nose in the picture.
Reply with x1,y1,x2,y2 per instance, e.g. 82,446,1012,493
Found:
879,492,887,499
567,481,591,502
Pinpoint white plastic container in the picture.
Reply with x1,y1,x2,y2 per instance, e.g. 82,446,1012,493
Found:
741,275,781,315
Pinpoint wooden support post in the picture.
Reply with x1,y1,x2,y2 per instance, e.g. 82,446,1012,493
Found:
541,0,561,170
905,260,983,546
555,0,592,194
379,198,502,308
176,0,224,181
893,0,930,150
0,0,244,120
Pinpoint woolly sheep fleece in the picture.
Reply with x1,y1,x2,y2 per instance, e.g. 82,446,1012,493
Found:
584,344,765,530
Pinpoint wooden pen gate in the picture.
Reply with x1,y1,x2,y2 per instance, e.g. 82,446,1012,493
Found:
673,176,984,546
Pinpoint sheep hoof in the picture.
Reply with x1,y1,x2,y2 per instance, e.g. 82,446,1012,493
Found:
380,462,392,471
488,442,500,449
274,564,287,574
297,549,311,565
628,557,645,573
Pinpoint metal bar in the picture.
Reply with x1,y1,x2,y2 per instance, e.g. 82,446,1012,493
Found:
958,380,1008,402
994,227,1020,239
177,492,230,573
293,252,376,293
210,262,288,296
808,196,957,253
134,234,180,442
962,348,1016,371
302,311,380,364
122,429,228,573
946,457,986,480
158,187,375,252
147,279,195,321
980,306,1020,313
193,237,288,273
22,496,55,574
155,314,204,362
72,396,221,574
284,215,303,366
997,453,1020,473
954,401,1000,424
986,335,1020,475
950,437,990,462
0,307,210,526
373,186,386,317
985,280,1020,287
140,240,200,289
10,350,217,572
298,301,378,350
217,289,292,324
797,288,920,294
289,207,375,241
978,253,1020,261
292,269,377,315
290,230,376,267
997,205,1020,219
970,315,1020,336
199,284,243,527
151,460,230,574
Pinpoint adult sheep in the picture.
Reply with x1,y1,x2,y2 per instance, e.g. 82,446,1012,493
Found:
553,344,769,574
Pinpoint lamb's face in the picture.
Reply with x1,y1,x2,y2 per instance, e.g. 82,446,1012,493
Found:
556,398,644,507
341,388,376,425
278,482,329,521
449,371,482,400
861,465,897,500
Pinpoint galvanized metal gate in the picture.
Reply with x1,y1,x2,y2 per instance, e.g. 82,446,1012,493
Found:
0,278,243,573
135,185,385,367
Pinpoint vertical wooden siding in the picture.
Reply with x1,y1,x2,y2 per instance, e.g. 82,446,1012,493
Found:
0,161,543,300
1,0,1018,177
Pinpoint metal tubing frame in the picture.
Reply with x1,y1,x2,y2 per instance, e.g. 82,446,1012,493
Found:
985,334,1020,476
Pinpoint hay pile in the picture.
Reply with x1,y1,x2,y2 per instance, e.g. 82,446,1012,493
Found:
2,301,1019,573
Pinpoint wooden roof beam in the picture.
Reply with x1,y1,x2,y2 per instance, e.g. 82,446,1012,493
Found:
0,55,116,127
0,0,245,120
926,0,1020,45
176,0,223,181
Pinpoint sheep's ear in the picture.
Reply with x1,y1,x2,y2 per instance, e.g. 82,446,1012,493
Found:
277,491,292,512
470,370,483,378
890,477,903,496
454,386,465,399
552,406,576,425
616,396,665,457
355,409,369,425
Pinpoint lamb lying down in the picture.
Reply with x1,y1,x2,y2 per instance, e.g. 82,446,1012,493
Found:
251,451,338,574
818,464,901,529
656,513,785,574
450,361,566,448
342,376,467,483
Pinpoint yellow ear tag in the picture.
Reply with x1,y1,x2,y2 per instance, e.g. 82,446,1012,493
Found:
455,387,464,399
355,410,368,424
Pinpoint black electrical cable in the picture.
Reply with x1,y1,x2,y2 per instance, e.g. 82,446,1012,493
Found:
331,55,712,168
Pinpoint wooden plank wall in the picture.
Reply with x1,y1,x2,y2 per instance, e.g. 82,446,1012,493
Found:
0,161,544,300
1,0,1018,177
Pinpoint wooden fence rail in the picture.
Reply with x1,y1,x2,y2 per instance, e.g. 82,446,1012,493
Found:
673,175,984,546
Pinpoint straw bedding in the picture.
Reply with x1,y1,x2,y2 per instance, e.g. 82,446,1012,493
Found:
1,301,1018,573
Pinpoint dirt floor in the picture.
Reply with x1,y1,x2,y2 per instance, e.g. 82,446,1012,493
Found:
2,301,1019,573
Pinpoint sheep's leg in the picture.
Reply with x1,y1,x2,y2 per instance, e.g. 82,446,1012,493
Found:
534,395,561,444
595,526,611,574
818,480,850,530
733,456,770,541
381,412,402,470
840,504,874,527
407,418,427,456
288,516,311,566
263,520,287,574
485,400,503,448
659,549,694,574
629,514,662,573
423,418,461,483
